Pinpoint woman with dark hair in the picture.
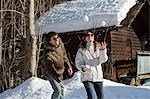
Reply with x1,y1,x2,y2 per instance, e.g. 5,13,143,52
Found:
75,31,108,99
42,31,73,99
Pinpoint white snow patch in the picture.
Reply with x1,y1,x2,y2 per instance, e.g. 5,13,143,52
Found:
0,72,150,99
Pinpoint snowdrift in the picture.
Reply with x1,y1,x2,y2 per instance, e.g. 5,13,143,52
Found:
0,72,150,99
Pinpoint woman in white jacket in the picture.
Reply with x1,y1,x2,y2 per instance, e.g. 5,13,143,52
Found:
75,31,108,99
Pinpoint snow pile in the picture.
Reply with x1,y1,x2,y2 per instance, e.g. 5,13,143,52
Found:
143,79,150,86
0,77,53,99
35,0,136,33
0,72,150,99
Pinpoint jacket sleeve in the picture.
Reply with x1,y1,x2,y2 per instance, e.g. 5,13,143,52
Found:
99,48,108,64
75,49,85,71
41,51,50,77
41,50,48,68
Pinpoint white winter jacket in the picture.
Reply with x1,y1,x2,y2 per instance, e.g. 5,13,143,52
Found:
75,43,108,82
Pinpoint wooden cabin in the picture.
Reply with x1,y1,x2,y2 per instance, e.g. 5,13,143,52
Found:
57,0,149,84
58,27,141,83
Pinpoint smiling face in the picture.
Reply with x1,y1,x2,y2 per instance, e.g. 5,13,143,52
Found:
85,32,94,44
49,34,60,46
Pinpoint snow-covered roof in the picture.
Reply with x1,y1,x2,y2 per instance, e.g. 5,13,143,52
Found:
35,0,136,34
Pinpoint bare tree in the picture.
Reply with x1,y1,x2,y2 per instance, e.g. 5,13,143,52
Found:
0,0,71,92
0,0,3,92
0,0,2,65
29,0,37,76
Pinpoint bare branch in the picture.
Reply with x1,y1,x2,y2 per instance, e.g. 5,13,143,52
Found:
0,10,29,17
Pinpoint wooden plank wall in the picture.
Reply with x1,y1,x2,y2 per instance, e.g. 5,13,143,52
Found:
111,28,141,61
110,28,141,82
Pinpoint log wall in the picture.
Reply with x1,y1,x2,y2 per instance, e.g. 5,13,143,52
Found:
110,28,141,82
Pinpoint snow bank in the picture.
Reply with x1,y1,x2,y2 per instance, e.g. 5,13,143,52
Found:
143,79,150,87
0,72,150,99
0,77,53,99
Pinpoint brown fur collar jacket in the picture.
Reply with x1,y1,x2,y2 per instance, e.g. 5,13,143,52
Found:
42,41,72,81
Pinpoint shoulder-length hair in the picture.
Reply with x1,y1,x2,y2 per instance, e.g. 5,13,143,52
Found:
79,41,98,52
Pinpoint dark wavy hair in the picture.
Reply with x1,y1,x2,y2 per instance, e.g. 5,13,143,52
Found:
43,31,58,43
80,31,97,52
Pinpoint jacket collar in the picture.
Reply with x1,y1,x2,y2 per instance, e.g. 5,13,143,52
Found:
44,40,62,51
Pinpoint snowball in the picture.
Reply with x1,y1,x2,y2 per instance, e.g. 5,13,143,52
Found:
83,15,89,22
101,21,106,26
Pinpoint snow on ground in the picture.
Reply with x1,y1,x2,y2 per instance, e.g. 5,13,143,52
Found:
144,81,150,86
141,79,150,89
0,72,150,99
35,0,136,33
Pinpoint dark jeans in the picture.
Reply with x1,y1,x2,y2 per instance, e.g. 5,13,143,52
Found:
48,75,64,99
83,81,103,99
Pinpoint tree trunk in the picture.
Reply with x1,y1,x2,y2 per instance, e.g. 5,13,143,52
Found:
0,0,3,65
0,0,3,92
29,0,37,76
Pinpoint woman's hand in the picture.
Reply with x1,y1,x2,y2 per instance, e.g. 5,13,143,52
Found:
68,68,73,76
82,65,91,72
99,42,107,50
